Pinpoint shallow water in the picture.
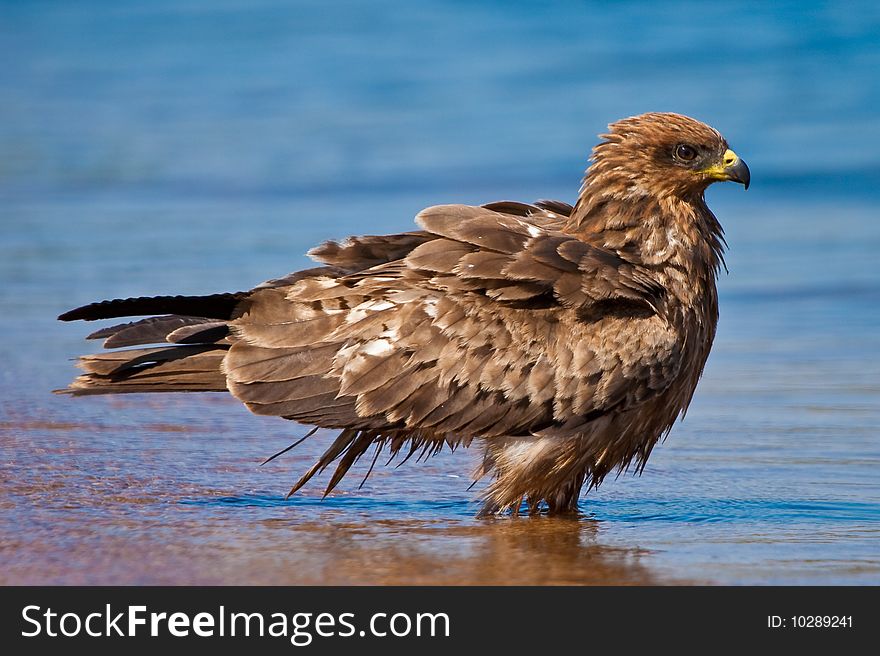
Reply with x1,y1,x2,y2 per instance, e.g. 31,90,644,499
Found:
1,1,879,585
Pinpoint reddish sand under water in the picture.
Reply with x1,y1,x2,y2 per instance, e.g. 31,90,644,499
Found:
1,398,678,585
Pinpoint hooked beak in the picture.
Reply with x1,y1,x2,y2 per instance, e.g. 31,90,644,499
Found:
702,148,750,190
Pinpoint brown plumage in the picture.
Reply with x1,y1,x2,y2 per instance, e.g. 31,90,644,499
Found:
57,112,750,515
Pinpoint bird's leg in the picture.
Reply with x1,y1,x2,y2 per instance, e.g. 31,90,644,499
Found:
478,435,589,516
545,471,587,515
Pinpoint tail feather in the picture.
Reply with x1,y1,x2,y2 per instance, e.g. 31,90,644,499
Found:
56,345,229,395
166,322,230,345
58,292,245,395
87,315,220,348
58,293,246,322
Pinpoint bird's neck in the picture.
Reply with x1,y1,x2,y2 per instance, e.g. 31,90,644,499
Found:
565,182,726,306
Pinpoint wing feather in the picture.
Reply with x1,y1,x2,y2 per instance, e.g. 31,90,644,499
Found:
216,199,680,495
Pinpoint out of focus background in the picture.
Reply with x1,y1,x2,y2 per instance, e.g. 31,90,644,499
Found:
1,0,878,584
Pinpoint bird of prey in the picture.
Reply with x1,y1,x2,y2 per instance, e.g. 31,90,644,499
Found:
58,112,749,515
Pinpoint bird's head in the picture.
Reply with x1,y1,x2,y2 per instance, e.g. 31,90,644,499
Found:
587,112,750,199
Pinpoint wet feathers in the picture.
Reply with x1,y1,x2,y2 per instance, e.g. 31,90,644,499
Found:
58,113,745,515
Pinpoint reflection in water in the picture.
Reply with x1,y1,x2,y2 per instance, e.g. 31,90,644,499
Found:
247,515,667,586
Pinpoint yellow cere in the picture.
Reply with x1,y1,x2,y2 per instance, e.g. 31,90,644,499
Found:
699,149,740,179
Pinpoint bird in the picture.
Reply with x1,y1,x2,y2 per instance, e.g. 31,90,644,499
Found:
57,112,750,515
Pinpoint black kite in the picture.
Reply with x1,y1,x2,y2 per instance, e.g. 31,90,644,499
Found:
58,112,750,515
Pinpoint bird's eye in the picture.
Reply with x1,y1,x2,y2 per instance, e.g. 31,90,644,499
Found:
674,144,698,161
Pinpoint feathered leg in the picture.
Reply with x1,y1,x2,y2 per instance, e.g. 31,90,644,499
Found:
476,435,589,516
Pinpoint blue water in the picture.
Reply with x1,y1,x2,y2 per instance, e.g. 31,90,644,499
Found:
1,0,879,585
